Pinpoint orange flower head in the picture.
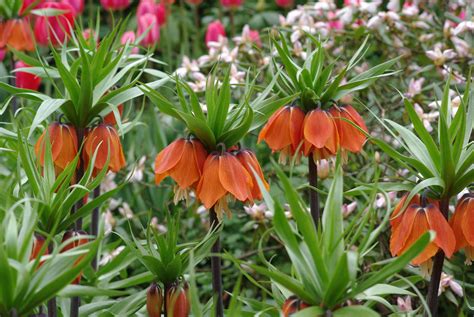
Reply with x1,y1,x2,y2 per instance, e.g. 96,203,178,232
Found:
196,152,253,218
329,105,368,154
154,138,207,204
103,104,124,125
303,109,339,162
146,283,163,317
449,193,474,264
166,282,190,317
0,18,35,51
30,234,49,268
61,230,88,284
82,124,126,176
258,105,305,164
34,122,79,173
235,149,269,202
390,203,455,265
390,193,421,232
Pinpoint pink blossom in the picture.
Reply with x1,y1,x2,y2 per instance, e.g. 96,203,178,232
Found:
121,31,139,54
205,21,226,47
136,0,156,17
156,3,168,26
137,13,160,46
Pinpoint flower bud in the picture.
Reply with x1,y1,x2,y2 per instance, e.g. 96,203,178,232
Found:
166,282,190,317
147,283,163,317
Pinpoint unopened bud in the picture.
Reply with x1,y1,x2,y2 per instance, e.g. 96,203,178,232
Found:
147,283,163,317
166,281,190,317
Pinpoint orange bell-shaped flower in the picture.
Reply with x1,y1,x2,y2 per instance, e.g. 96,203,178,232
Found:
146,283,163,317
196,152,252,218
449,193,474,264
390,193,421,232
0,18,35,51
303,109,339,162
34,122,79,173
154,138,207,203
235,149,269,202
61,230,88,284
103,104,124,125
82,124,126,176
329,105,368,154
390,203,455,266
258,105,305,164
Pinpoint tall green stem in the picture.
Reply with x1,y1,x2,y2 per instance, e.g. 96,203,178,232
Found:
308,158,320,228
210,208,224,317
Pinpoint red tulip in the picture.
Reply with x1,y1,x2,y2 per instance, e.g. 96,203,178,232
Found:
15,61,41,91
34,2,75,46
137,13,160,47
62,0,84,15
137,0,156,17
19,0,44,15
0,18,35,51
220,0,243,8
205,21,226,47
61,230,88,284
100,0,131,10
275,0,293,8
156,3,168,26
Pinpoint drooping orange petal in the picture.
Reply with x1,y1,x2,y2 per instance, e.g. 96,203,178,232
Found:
461,197,474,245
154,139,186,185
258,107,287,144
258,107,293,152
403,208,438,265
289,106,305,152
191,139,207,178
330,105,368,153
303,109,333,149
425,204,456,258
236,150,269,201
390,204,418,256
169,141,202,189
54,125,78,170
449,200,468,251
390,194,421,231
218,153,252,202
107,126,126,172
196,154,227,208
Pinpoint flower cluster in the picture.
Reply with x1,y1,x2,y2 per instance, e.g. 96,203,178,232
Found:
258,104,368,164
154,138,269,218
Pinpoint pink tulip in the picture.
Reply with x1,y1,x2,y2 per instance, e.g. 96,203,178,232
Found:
15,61,41,91
220,0,243,8
34,2,75,46
19,0,44,15
100,0,131,11
205,20,226,47
156,3,168,26
121,31,139,54
62,0,84,15
137,0,156,17
275,0,293,8
137,13,160,47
